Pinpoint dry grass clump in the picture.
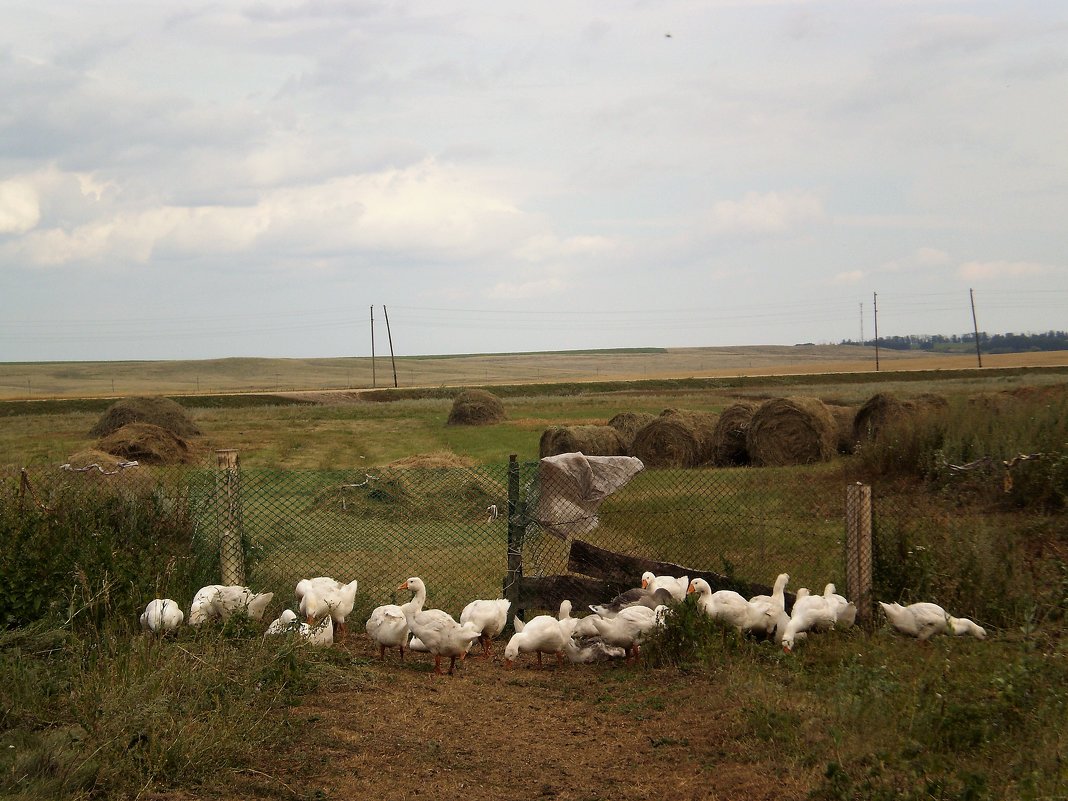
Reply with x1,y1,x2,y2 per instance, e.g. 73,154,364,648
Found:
388,451,476,469
630,408,718,468
852,392,947,443
709,401,760,466
97,422,195,465
89,395,201,438
538,425,628,458
746,396,838,467
446,389,506,426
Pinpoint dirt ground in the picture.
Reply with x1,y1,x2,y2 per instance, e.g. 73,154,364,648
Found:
151,633,813,801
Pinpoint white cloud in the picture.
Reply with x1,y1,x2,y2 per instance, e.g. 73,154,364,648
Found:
0,180,40,234
706,191,824,235
916,247,951,266
485,277,566,300
957,260,1057,281
831,270,865,285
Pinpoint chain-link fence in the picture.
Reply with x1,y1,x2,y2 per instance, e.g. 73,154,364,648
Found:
8,455,880,624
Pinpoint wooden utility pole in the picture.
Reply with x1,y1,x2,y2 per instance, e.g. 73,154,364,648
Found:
370,305,376,388
383,305,398,388
215,449,245,586
970,288,983,368
873,292,880,371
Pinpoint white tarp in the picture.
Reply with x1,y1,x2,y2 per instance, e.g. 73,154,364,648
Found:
535,452,645,536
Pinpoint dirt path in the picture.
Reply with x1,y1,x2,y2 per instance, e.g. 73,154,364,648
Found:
259,636,810,801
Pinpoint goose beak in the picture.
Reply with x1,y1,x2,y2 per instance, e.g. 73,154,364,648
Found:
686,584,695,595
641,579,649,589
397,581,409,591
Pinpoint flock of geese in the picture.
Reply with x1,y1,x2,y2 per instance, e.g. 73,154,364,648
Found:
139,570,987,674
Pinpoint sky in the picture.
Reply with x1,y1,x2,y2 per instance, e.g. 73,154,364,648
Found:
1,1,1066,362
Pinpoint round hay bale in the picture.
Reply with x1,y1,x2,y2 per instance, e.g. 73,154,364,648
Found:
607,411,657,442
852,393,948,442
709,401,760,466
539,425,628,458
89,396,201,438
630,409,718,468
446,390,505,426
825,404,859,455
746,397,838,467
97,422,193,465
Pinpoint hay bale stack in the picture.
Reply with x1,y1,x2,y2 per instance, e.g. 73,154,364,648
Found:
852,393,947,442
446,389,506,426
825,404,859,455
97,422,194,465
539,425,628,458
746,397,838,467
89,396,201,438
709,401,760,466
630,408,718,468
607,411,656,447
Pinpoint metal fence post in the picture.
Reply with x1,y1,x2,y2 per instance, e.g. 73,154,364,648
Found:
504,454,524,617
845,482,873,628
216,449,245,586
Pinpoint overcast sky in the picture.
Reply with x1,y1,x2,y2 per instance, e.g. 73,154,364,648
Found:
1,1,1066,361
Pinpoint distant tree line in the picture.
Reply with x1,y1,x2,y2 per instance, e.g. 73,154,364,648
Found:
840,330,1068,353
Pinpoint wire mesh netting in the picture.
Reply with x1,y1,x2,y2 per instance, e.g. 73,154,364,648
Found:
7,457,872,622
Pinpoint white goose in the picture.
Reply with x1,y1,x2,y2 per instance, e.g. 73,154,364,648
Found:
296,576,359,639
398,577,481,675
591,604,667,663
641,571,690,602
879,601,987,642
746,573,791,639
188,585,274,625
823,583,857,629
140,598,184,634
503,614,567,669
264,605,333,646
365,599,411,660
781,590,838,652
687,578,772,635
459,597,512,658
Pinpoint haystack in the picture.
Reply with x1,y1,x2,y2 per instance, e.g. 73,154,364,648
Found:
97,422,194,465
852,393,947,443
746,397,838,467
446,389,506,426
89,396,201,438
630,408,718,468
539,425,628,458
709,401,760,466
607,412,657,443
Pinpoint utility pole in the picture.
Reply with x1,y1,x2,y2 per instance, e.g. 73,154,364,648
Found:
370,305,376,388
970,288,983,368
873,292,880,371
859,302,864,344
383,305,399,388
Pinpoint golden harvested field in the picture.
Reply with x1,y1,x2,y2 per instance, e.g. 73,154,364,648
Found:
2,344,1067,400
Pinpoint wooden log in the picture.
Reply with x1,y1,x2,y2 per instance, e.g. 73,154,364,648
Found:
567,539,796,608
513,575,621,614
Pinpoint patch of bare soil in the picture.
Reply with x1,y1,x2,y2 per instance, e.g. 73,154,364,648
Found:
198,635,813,801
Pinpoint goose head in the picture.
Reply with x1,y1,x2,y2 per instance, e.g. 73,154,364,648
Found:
641,571,655,589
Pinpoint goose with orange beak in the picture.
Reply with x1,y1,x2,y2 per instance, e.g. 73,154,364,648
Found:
398,577,480,675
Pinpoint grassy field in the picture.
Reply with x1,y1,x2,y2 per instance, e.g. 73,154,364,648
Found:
2,350,1066,800
2,344,1066,400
